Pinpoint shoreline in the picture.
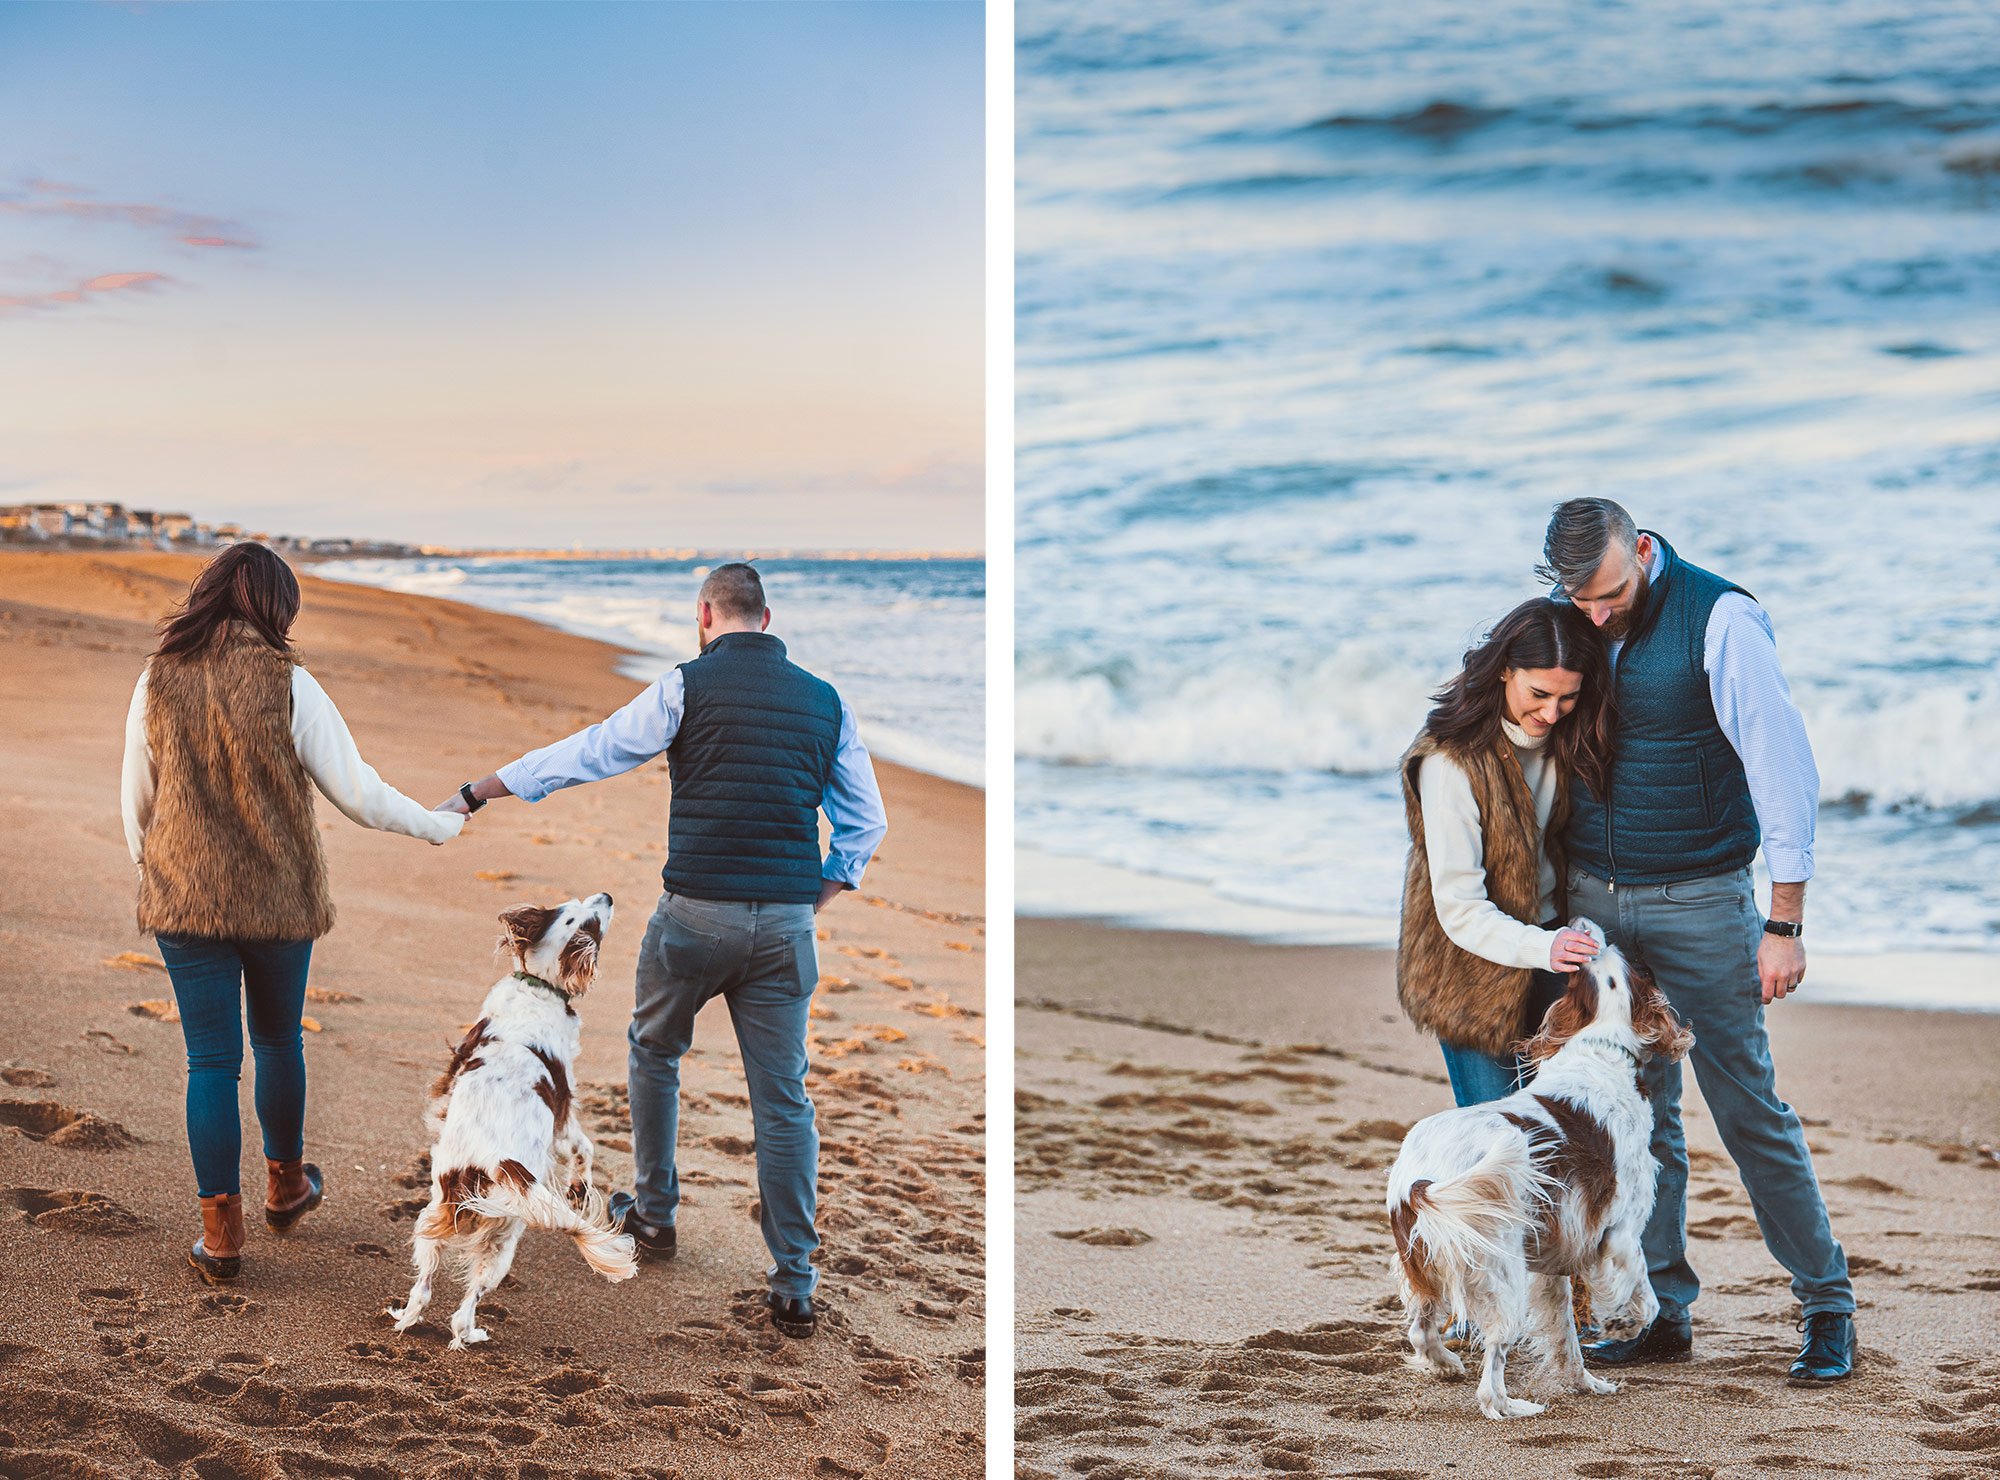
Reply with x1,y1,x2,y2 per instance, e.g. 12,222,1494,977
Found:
0,549,986,1477
1016,914,2000,1477
1017,845,2000,1014
315,552,988,792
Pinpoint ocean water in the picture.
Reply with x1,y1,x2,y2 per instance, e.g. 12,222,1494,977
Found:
320,556,984,787
1016,0,2000,966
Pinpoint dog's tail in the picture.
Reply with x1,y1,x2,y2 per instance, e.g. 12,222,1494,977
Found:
1390,1140,1554,1311
461,1179,638,1283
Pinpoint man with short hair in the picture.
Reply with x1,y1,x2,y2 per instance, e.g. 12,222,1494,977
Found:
1538,498,1854,1382
447,562,887,1339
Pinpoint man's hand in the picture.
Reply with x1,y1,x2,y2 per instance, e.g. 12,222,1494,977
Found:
437,793,471,816
815,879,846,915
1759,932,1806,1004
1761,879,1808,1005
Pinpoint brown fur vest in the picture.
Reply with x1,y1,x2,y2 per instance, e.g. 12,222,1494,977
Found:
1395,728,1568,1058
136,628,335,941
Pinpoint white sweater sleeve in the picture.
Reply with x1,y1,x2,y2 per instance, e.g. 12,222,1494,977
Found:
291,667,464,845
120,669,155,865
1416,752,1560,973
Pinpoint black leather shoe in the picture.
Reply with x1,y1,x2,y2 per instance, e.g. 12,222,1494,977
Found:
767,1292,816,1339
1789,1312,1855,1383
1583,1312,1693,1366
607,1192,676,1261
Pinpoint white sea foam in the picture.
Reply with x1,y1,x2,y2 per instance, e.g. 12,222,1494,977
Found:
319,556,984,789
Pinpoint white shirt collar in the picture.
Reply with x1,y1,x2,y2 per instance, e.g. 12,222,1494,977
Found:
1501,716,1549,751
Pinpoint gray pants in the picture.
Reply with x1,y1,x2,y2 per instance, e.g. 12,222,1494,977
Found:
1569,865,1853,1320
628,892,821,1299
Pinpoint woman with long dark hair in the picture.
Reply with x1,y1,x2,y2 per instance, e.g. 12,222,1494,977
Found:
1395,597,1614,1104
120,542,464,1283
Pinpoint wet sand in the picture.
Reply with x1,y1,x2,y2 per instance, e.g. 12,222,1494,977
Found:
1016,917,2000,1480
0,549,985,1479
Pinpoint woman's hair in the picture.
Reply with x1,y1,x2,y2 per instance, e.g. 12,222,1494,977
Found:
1423,597,1613,800
153,542,302,661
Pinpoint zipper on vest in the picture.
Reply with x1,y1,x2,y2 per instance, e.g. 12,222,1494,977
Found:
1604,780,1617,892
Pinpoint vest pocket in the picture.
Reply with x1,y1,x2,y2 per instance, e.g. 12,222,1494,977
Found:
1695,748,1715,827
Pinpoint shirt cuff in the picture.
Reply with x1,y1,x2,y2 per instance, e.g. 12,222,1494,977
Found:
1520,927,1562,972
1763,845,1814,884
821,857,866,889
495,759,547,804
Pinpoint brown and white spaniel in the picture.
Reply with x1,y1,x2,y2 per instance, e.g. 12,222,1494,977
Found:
1385,917,1692,1418
389,895,637,1348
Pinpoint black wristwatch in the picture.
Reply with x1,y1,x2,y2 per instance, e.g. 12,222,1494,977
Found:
1762,918,1803,938
459,782,487,813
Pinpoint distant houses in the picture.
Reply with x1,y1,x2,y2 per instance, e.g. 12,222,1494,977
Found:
0,501,416,558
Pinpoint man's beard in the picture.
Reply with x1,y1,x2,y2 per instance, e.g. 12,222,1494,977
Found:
1601,568,1652,640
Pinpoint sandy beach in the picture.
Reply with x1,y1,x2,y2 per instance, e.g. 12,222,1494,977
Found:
0,549,985,1479
1016,917,2000,1479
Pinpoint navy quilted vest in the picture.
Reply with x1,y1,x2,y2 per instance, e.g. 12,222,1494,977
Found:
664,632,842,904
1565,535,1760,885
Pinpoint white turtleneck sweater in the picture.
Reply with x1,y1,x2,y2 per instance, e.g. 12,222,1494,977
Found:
1414,717,1561,972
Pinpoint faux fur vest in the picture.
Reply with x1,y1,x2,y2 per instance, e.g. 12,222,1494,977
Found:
1395,728,1569,1058
136,629,335,942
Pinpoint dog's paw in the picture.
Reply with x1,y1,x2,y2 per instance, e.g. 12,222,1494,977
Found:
1431,1350,1466,1379
1479,1396,1545,1420
1578,1371,1617,1396
388,1303,423,1332
448,1325,490,1349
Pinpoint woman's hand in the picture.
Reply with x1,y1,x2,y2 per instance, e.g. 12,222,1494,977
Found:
1549,927,1600,973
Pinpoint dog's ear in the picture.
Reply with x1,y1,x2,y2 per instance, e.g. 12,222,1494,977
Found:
496,903,562,963
556,918,602,994
1628,963,1693,1063
1518,971,1600,1065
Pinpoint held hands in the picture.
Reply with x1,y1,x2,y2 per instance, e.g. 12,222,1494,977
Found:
1548,927,1600,974
1759,931,1806,1005
436,793,472,816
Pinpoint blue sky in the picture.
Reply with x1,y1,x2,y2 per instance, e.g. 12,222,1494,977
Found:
0,1,983,550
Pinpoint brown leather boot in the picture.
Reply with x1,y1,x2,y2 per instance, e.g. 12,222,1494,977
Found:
190,1193,244,1284
264,1157,324,1231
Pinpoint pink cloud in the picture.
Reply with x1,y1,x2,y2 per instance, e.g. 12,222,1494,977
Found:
1,180,257,250
0,269,172,315
81,271,165,292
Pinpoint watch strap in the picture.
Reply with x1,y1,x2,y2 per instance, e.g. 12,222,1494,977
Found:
459,782,486,813
1762,918,1802,938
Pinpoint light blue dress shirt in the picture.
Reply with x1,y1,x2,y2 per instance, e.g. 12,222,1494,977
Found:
1604,541,1819,883
495,667,889,889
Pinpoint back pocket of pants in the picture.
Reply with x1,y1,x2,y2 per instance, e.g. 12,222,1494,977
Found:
658,906,724,985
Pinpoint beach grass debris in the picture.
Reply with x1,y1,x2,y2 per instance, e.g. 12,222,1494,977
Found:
301,1017,323,1033
474,869,518,883
103,952,166,972
304,987,363,1004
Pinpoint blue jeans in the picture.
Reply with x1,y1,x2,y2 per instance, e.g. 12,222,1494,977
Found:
1569,866,1852,1319
156,935,314,1198
1438,964,1568,1107
627,892,822,1299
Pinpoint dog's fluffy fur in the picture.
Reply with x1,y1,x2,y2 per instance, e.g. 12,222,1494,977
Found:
389,895,637,1348
1385,918,1693,1419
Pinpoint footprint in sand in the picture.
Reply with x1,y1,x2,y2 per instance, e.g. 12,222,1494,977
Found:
129,999,180,1022
0,1099,137,1149
82,1029,135,1055
1,1066,57,1087
6,1185,147,1235
1052,1227,1154,1247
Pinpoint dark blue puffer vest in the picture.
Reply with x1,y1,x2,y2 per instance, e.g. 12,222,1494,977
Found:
663,632,843,904
1565,534,1760,885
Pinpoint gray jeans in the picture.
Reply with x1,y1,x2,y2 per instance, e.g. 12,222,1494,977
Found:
628,891,821,1299
1569,865,1853,1319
